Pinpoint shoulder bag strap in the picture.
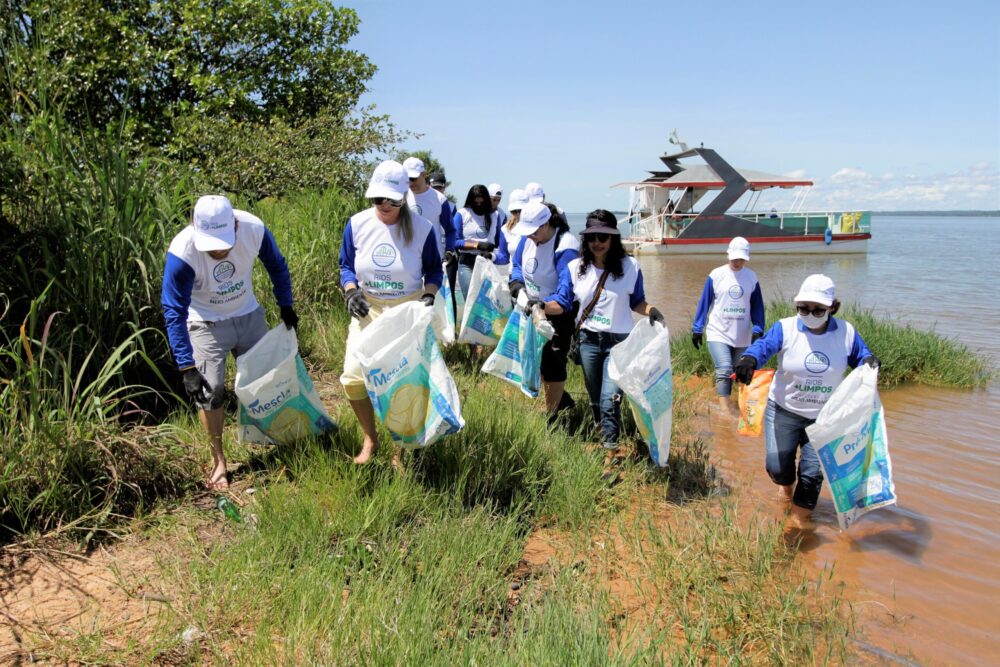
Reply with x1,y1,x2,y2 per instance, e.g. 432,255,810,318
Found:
574,269,612,336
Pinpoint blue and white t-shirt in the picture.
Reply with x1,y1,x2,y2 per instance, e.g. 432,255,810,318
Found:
338,208,443,299
452,208,510,264
407,187,455,257
511,229,580,310
692,265,765,347
568,256,645,334
744,316,873,419
161,211,292,368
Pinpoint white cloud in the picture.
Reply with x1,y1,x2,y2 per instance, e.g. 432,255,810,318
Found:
782,169,807,179
829,167,873,183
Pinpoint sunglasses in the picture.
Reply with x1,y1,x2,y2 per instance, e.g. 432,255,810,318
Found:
796,305,829,317
586,233,611,243
408,177,419,182
371,197,404,208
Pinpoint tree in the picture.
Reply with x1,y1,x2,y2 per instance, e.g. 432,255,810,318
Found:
393,149,455,202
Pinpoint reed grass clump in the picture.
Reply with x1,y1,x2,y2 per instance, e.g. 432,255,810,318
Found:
672,302,994,388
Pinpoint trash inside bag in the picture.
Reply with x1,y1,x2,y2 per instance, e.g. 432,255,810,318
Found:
481,292,554,398
458,255,512,347
355,301,464,448
738,369,774,437
431,266,456,345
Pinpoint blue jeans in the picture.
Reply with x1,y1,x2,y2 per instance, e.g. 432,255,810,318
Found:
706,340,746,396
764,400,823,510
458,262,473,300
578,330,628,447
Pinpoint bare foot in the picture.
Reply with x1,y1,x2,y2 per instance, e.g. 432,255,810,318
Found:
776,484,794,502
353,438,379,465
206,464,229,491
391,449,403,472
787,504,815,531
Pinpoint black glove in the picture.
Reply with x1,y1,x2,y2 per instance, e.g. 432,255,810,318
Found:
182,367,212,405
345,287,370,319
863,354,880,369
648,307,665,326
509,281,525,301
280,305,298,330
476,241,495,253
420,293,435,307
734,355,757,385
443,250,457,266
691,332,703,349
752,331,763,343
525,298,544,314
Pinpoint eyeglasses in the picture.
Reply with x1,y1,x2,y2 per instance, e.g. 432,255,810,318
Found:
408,177,419,182
587,233,611,243
796,305,828,317
371,197,404,208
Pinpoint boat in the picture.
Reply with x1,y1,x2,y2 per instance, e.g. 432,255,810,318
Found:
612,136,871,255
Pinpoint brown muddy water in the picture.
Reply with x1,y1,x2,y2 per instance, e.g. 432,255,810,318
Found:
631,215,1000,665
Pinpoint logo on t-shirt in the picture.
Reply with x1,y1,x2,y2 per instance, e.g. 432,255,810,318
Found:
525,258,538,273
804,351,831,374
213,261,236,282
728,284,744,299
414,203,423,216
372,243,397,268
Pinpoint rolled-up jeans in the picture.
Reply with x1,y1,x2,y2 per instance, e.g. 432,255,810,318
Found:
763,399,823,510
578,329,629,447
706,339,746,397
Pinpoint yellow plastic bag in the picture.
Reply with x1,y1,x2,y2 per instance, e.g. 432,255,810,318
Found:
737,369,774,436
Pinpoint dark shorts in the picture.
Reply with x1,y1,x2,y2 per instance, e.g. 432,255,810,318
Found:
540,311,575,383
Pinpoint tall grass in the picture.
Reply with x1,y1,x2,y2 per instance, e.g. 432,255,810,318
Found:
672,302,995,387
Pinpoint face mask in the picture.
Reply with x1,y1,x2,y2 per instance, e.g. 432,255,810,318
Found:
798,312,829,330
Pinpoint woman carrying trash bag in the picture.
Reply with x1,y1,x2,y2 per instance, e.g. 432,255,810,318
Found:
339,160,443,465
508,201,579,422
691,236,765,417
452,184,509,299
734,274,879,527
561,210,664,456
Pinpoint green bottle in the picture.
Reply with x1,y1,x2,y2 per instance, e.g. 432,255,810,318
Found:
216,496,242,522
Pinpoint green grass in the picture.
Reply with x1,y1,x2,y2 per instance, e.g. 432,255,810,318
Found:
672,302,995,388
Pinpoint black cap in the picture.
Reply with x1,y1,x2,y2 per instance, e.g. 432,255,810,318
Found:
428,172,448,187
582,211,620,235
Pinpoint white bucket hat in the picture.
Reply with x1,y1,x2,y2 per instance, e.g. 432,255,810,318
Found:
525,182,545,203
402,157,425,179
727,236,750,261
365,160,409,201
507,188,529,213
794,274,836,306
511,201,552,235
192,195,236,252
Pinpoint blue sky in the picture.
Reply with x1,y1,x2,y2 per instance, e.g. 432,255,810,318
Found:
342,0,999,212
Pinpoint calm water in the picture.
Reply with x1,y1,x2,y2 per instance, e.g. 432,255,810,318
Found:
567,214,1000,665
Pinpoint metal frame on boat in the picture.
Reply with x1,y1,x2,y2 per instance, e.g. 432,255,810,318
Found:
613,138,871,255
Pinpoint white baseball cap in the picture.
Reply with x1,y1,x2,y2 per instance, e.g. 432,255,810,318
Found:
511,201,552,235
488,183,503,197
727,236,750,261
365,160,409,201
402,157,426,178
192,195,236,252
794,274,836,306
525,182,545,203
507,188,529,213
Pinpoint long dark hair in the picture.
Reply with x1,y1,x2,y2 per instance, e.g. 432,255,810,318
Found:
578,209,627,279
464,184,492,216
544,202,570,233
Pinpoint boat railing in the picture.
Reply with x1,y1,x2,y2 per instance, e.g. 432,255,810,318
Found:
738,210,871,234
623,211,698,241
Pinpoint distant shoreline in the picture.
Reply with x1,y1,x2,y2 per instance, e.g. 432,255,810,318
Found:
574,210,1000,218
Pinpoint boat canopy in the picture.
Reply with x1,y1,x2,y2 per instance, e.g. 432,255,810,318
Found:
613,164,812,191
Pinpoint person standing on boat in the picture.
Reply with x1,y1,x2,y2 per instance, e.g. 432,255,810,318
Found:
452,184,509,299
509,201,580,422
563,210,664,455
734,274,878,527
161,195,297,491
691,237,765,415
339,160,443,466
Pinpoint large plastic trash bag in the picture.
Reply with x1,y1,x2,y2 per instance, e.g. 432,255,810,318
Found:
234,325,336,445
737,369,774,436
607,320,672,467
481,293,554,398
431,267,456,345
355,301,464,448
457,255,512,347
806,364,897,530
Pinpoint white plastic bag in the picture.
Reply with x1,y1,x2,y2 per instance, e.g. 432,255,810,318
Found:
431,266,456,345
355,301,464,449
607,320,672,467
458,255,512,347
481,293,554,398
234,325,336,445
806,365,897,530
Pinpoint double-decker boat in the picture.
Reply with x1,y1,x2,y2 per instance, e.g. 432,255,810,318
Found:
613,138,871,254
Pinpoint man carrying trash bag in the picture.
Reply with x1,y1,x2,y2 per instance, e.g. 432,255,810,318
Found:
161,195,297,491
